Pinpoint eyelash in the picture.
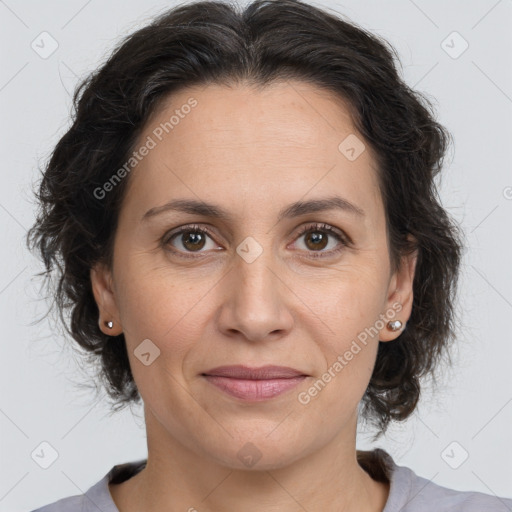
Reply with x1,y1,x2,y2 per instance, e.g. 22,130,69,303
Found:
162,222,350,259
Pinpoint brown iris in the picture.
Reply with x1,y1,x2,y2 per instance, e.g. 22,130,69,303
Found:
304,231,328,251
182,231,207,251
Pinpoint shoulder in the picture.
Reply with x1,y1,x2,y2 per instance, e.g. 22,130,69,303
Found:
29,475,109,512
368,448,512,512
29,459,147,512
29,493,86,512
396,466,512,511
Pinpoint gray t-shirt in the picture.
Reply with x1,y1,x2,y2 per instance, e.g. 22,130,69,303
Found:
30,448,512,511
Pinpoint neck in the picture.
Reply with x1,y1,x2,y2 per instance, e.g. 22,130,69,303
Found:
109,410,390,512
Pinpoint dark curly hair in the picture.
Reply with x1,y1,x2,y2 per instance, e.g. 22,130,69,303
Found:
26,0,464,438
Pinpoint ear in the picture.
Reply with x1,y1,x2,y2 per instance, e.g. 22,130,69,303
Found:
379,236,418,342
90,262,123,336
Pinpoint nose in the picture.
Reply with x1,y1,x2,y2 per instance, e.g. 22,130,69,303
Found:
217,247,294,343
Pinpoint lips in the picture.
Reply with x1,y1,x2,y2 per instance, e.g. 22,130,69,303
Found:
202,365,306,379
201,365,308,401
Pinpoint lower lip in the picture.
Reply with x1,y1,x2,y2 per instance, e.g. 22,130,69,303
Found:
203,375,306,401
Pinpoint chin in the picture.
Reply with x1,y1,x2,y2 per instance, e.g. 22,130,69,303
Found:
201,433,313,471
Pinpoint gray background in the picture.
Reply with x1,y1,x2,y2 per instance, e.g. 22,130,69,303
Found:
1,0,511,510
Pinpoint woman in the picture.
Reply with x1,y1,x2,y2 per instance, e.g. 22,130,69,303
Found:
27,0,512,511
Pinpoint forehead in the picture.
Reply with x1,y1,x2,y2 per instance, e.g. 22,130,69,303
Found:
123,80,383,227
146,80,359,159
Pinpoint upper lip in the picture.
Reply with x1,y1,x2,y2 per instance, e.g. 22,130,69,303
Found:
202,365,306,379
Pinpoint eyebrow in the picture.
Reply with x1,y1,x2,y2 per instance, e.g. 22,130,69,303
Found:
142,196,365,223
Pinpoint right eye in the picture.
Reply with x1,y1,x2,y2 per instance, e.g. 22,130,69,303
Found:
162,224,222,257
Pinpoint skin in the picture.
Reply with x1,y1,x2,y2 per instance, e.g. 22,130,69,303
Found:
91,80,417,512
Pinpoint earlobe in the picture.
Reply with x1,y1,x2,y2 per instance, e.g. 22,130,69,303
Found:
90,263,123,336
379,242,418,342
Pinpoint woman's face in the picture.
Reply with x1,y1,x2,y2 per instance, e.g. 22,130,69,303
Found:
92,80,416,469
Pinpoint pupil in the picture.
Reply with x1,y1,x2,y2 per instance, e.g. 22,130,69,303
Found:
307,231,327,250
184,232,205,250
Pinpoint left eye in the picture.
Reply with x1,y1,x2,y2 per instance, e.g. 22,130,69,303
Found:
292,223,348,256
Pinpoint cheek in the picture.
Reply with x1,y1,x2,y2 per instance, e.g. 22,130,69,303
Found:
301,264,386,402
114,255,216,364
313,260,388,339
301,304,380,421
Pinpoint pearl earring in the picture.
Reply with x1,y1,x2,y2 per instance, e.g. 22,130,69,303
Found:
387,320,403,331
105,320,114,329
